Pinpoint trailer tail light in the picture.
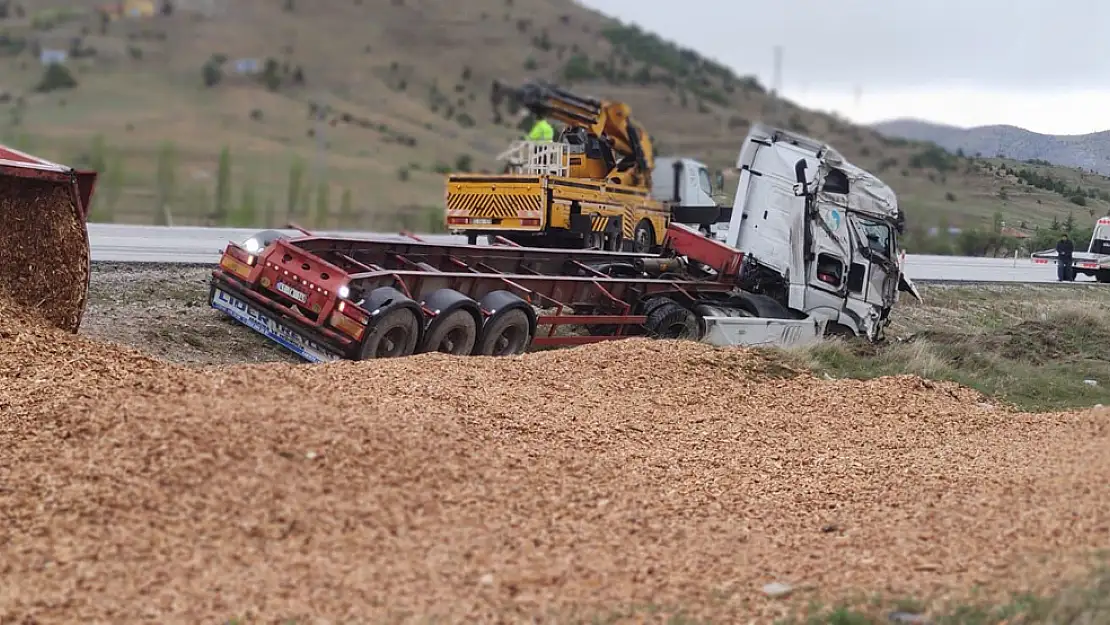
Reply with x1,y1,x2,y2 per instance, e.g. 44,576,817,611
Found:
330,300,369,340
220,244,255,279
520,218,540,226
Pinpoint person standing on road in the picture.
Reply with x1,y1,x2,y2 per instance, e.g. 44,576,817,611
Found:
1056,233,1074,281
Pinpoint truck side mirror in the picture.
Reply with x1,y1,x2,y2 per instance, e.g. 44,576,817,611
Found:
714,171,724,191
793,159,808,196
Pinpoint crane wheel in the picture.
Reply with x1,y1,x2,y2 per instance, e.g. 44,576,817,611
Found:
419,309,478,355
642,297,699,340
474,309,532,356
630,219,655,253
359,307,421,359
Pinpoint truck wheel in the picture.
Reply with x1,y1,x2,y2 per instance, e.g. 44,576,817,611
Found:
643,299,699,340
604,233,623,251
359,307,421,358
475,309,532,356
419,309,478,355
631,219,655,253
585,232,605,249
1098,271,1110,283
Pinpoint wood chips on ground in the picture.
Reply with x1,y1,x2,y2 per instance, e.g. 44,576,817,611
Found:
0,175,89,333
1,303,1109,623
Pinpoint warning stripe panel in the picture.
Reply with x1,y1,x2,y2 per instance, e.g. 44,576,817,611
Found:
590,216,609,232
446,193,543,219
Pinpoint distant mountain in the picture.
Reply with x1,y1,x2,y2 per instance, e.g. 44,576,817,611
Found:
872,118,1110,175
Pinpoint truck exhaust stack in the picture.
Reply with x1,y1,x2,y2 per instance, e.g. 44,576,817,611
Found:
0,145,98,332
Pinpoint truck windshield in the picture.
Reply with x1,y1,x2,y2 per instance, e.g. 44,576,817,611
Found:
698,167,713,195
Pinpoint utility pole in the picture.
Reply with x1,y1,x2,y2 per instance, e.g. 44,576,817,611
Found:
770,45,783,123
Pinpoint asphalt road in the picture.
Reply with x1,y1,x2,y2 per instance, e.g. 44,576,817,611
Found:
86,223,1074,283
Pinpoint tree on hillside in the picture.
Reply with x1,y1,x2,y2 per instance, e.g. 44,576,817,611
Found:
214,146,232,224
35,63,77,93
314,181,330,228
155,142,177,226
286,157,305,218
338,188,353,228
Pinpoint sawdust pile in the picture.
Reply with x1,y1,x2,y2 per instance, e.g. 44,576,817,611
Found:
2,305,1109,624
0,174,90,332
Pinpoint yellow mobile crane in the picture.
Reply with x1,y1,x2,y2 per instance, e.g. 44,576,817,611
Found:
444,79,720,252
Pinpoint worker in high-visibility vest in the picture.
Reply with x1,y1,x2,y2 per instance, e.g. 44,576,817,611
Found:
526,117,554,142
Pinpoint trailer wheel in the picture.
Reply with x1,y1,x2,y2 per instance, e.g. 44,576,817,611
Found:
643,299,699,340
359,307,421,359
419,309,478,355
475,309,532,356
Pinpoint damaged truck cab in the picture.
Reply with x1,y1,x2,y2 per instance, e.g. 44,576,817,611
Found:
724,123,920,341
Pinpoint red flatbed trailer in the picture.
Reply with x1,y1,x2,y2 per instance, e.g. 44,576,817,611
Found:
208,223,753,362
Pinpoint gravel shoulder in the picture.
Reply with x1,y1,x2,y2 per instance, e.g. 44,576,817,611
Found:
79,262,296,365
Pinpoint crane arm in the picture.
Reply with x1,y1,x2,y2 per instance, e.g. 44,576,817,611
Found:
491,79,654,177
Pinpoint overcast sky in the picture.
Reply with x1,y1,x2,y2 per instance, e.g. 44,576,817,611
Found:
580,0,1109,135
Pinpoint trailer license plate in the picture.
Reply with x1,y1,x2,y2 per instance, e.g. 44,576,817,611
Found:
471,218,493,225
210,287,340,363
275,280,309,303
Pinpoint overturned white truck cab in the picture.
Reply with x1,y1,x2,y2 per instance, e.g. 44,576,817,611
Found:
710,123,921,343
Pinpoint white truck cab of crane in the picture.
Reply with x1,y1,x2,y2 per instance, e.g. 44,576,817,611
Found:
650,156,720,226
723,123,920,340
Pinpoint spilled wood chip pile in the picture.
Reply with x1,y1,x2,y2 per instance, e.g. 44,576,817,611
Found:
2,301,1109,623
0,175,89,332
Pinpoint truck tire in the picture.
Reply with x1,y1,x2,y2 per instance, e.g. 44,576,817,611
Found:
359,307,421,359
630,219,655,253
1098,271,1110,283
419,309,478,355
474,309,532,356
643,299,699,340
730,292,795,319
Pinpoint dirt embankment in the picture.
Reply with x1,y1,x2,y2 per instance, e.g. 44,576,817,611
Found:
2,300,1110,623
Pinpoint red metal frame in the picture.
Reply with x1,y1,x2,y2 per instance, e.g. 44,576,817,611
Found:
211,222,746,354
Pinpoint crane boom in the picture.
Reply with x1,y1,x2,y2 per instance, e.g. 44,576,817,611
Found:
491,79,654,187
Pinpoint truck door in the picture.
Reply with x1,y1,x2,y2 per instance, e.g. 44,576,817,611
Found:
844,214,897,308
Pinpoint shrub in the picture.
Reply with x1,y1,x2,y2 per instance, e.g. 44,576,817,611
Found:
34,63,77,92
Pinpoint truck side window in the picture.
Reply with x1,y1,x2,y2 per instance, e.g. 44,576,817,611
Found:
1093,224,1110,254
697,168,713,195
822,168,849,194
816,253,844,287
856,217,891,258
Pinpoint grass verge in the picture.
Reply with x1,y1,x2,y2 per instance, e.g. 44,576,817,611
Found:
777,564,1110,625
781,285,1110,411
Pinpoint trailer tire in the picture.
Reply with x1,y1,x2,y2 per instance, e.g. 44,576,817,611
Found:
475,309,532,356
359,307,421,359
643,298,700,340
419,309,478,355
